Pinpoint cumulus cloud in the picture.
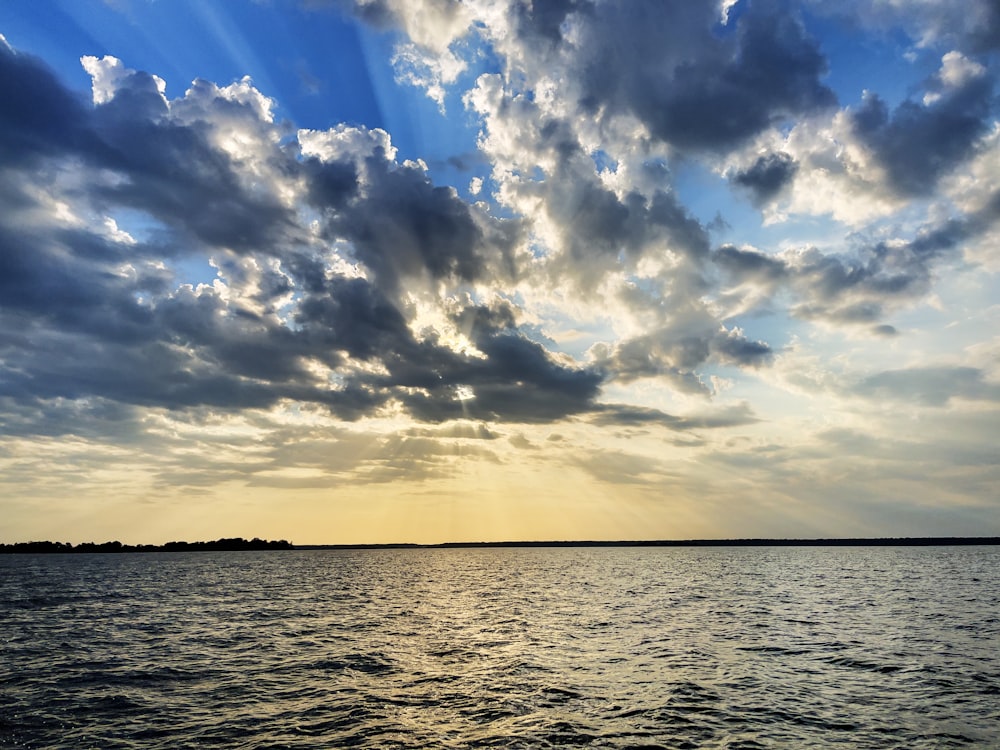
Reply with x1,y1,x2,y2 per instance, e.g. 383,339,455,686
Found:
621,7,836,153
0,43,582,429
851,52,994,196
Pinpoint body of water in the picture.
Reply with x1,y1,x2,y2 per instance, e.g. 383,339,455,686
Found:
1,546,998,748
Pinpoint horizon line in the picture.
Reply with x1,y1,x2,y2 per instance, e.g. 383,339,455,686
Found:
3,536,999,552
298,536,1000,548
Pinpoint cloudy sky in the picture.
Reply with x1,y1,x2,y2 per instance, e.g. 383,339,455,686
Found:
1,0,998,544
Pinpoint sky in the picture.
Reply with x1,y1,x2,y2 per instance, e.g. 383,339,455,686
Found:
0,0,998,545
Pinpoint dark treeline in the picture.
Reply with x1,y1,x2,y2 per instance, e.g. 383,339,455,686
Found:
4,537,998,554
0,537,294,554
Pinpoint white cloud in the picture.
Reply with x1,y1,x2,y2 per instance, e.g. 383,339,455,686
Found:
298,124,397,162
81,54,165,106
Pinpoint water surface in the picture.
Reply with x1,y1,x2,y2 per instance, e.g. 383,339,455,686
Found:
2,546,998,748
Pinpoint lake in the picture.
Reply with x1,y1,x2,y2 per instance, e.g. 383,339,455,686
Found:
2,546,998,748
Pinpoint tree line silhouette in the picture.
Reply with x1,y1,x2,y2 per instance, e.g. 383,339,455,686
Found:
0,537,294,553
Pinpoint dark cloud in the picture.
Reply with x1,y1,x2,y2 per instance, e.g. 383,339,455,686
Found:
796,190,1000,321
593,317,772,391
96,95,299,255
601,331,710,387
512,0,586,44
102,122,296,253
0,222,604,430
577,3,835,153
675,401,760,429
0,42,593,429
94,66,168,121
731,152,798,205
851,71,994,196
714,244,788,293
710,328,773,367
1,47,299,257
590,404,684,428
450,298,518,337
0,395,144,441
553,177,634,257
438,3,835,161
306,149,525,298
396,328,605,423
294,275,413,361
1,20,994,453
969,4,1000,52
0,44,95,166
302,156,359,209
780,239,933,325
336,160,487,292
870,324,899,338
590,401,759,431
641,12,835,151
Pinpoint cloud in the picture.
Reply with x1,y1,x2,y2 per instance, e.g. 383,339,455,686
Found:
714,244,787,286
591,401,760,430
712,188,1000,327
0,43,95,166
852,366,1000,406
334,161,489,291
573,448,667,486
407,423,499,440
309,0,472,107
716,47,996,227
731,152,798,205
395,330,605,423
480,1,835,156
3,10,995,447
851,52,994,196
301,125,525,297
0,43,615,428
711,326,774,367
328,0,472,54
622,8,836,153
591,317,772,393
0,395,144,441
870,324,899,338
808,0,1000,54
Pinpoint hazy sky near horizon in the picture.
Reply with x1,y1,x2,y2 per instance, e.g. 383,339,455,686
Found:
1,0,998,544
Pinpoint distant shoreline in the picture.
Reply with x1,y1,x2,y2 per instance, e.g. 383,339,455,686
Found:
4,537,997,553
299,537,1000,549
